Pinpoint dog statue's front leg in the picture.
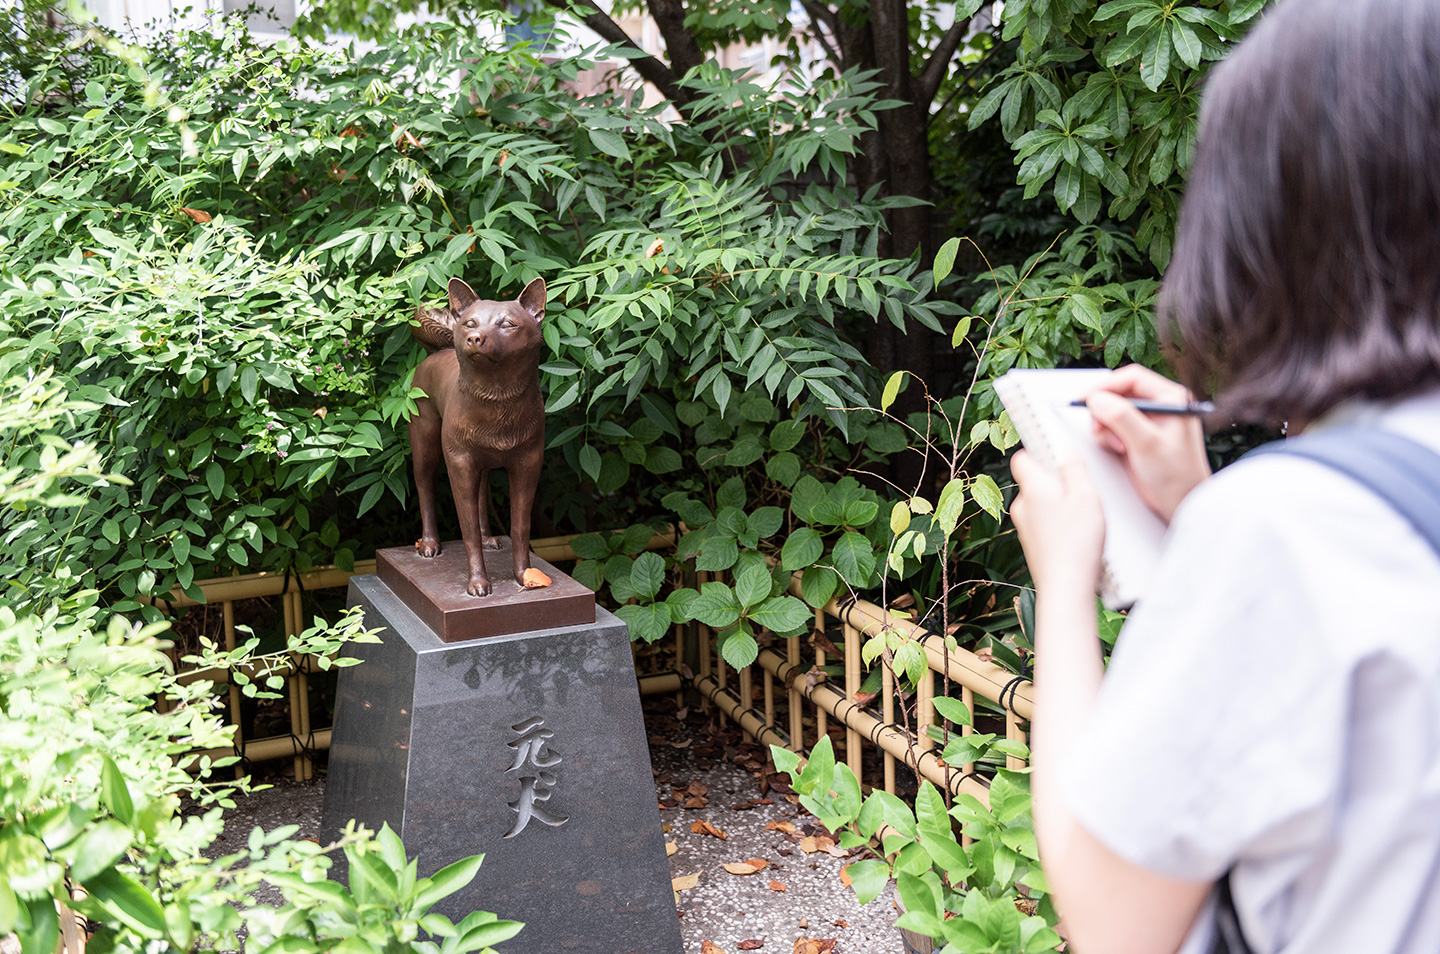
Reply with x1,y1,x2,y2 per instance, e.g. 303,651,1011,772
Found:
449,459,492,597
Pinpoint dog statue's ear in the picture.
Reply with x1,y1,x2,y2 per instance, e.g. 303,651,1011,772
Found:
517,277,546,321
448,277,479,313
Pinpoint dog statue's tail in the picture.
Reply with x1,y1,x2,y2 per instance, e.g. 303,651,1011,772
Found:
411,305,457,353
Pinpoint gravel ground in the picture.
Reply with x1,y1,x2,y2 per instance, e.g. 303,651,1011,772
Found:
217,698,904,954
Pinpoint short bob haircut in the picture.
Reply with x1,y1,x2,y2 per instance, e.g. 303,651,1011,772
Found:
1161,0,1440,426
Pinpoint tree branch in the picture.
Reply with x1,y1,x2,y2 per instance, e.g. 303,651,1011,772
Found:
801,1,842,68
646,0,704,79
547,0,691,106
916,15,974,108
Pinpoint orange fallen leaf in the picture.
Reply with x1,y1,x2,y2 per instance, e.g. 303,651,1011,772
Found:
797,919,807,928
521,567,552,588
687,781,708,796
764,821,797,833
767,879,786,892
831,920,848,928
792,939,836,954
312,407,328,419
684,796,709,809
723,862,761,875
799,834,836,855
691,820,728,840
822,844,849,859
665,842,677,856
701,941,727,954
738,940,765,950
672,872,701,892
839,864,852,887
745,857,769,870
179,207,211,223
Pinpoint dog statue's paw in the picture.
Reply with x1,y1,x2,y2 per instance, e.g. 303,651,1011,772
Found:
416,537,442,558
481,535,507,551
466,576,493,597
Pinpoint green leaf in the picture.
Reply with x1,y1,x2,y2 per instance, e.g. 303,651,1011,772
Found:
717,476,747,510
781,527,824,571
719,628,759,668
615,602,672,644
933,236,961,285
1142,22,1173,90
799,566,839,608
970,474,1005,522
749,595,811,634
587,128,631,162
880,371,907,412
734,561,772,609
205,461,224,499
748,506,784,538
629,551,665,600
569,532,610,561
765,451,801,487
100,755,134,825
86,867,167,937
844,857,890,905
578,444,602,482
69,820,132,882
932,695,972,727
16,895,58,954
691,581,740,628
239,365,258,403
769,419,806,451
831,531,877,587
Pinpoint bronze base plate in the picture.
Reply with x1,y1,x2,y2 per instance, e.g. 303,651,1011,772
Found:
375,540,595,643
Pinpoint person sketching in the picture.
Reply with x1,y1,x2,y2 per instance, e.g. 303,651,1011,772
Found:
1009,0,1440,951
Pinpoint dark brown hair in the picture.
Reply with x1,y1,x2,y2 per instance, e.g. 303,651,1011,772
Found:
1161,0,1440,425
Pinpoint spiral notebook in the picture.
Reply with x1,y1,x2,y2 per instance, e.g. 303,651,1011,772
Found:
995,368,1167,610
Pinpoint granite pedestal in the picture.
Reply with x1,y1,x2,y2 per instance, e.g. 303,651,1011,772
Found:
321,574,682,954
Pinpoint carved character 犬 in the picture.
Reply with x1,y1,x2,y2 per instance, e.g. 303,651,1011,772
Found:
408,277,548,597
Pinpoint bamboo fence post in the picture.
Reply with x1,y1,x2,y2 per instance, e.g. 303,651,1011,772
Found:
843,621,861,780
916,665,935,755
738,663,753,742
787,633,803,748
881,659,896,794
1005,709,1027,771
762,663,775,735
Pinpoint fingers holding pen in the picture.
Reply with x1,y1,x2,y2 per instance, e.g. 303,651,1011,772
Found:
1078,366,1212,523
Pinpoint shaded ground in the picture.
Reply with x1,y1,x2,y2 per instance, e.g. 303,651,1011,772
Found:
219,696,904,954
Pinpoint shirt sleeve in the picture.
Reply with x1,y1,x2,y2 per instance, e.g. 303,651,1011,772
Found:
1055,457,1358,882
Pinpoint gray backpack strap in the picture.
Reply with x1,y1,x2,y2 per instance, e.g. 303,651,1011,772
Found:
1245,427,1440,557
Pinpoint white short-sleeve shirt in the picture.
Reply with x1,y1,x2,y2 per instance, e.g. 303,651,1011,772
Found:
1057,393,1440,954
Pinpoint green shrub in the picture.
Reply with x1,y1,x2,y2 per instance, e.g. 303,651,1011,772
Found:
0,13,952,615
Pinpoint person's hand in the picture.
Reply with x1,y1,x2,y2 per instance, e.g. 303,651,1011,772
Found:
1082,365,1211,524
1010,450,1106,596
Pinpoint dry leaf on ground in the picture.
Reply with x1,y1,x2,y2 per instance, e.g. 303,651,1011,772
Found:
792,939,837,954
723,862,763,875
767,879,787,892
799,835,835,854
832,920,848,928
700,942,727,954
691,820,728,840
744,857,769,870
839,864,852,887
738,940,765,950
688,781,708,796
521,567,551,588
764,820,797,833
672,872,701,892
685,796,709,809
665,842,677,857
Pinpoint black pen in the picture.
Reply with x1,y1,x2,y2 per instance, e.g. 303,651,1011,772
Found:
1067,398,1215,415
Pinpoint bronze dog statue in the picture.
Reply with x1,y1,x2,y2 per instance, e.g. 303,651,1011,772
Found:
409,277,547,597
